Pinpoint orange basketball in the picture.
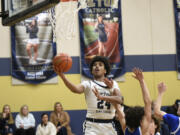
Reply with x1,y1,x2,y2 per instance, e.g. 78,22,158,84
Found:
53,53,72,73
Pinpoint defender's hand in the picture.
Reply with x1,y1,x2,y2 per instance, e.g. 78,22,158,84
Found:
93,87,103,100
158,82,167,94
103,78,113,89
132,67,144,81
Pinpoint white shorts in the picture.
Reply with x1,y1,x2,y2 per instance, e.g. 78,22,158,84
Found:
27,38,40,45
83,120,117,135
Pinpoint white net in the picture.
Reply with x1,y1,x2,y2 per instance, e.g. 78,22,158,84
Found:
48,0,87,43
48,7,56,42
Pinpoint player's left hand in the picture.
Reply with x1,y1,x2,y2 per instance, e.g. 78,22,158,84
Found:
93,87,103,100
103,78,113,89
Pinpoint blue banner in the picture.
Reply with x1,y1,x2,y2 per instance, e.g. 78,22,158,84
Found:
78,0,125,79
11,11,57,84
174,0,180,73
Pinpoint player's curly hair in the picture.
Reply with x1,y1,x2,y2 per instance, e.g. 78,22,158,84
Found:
125,106,144,129
89,56,111,77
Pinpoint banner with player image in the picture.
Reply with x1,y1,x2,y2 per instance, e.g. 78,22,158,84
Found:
11,11,57,84
174,0,180,79
78,0,125,79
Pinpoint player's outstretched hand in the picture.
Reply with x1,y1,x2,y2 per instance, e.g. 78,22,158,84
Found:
93,87,103,100
53,65,64,78
103,78,113,89
157,82,167,94
132,67,144,81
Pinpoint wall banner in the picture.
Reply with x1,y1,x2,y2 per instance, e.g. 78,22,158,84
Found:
11,11,57,84
174,0,180,79
78,0,125,79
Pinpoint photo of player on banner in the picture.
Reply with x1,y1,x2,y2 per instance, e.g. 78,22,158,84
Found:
94,14,108,56
173,0,180,79
11,11,57,84
79,0,125,79
84,13,120,63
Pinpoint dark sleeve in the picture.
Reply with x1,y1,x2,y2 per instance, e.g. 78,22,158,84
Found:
163,114,179,132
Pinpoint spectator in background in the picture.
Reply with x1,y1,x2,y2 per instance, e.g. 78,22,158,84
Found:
36,113,56,135
50,102,74,135
166,99,180,116
0,105,14,135
15,105,35,135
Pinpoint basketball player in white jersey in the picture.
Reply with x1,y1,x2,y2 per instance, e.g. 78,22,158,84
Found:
55,56,122,135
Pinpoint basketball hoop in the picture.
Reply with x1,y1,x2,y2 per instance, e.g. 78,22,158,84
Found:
48,0,87,43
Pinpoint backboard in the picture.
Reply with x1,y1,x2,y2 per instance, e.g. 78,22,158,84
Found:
1,0,60,26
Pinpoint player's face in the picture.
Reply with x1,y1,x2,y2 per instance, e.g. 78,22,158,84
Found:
92,61,106,78
42,114,48,124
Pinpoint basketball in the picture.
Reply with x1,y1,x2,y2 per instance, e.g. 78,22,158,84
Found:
53,53,72,73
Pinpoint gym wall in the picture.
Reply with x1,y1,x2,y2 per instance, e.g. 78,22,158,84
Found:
0,0,179,121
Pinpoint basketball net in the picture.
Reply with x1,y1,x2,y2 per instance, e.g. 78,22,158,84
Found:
48,0,87,43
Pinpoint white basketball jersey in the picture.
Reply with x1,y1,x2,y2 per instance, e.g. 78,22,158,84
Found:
81,80,120,119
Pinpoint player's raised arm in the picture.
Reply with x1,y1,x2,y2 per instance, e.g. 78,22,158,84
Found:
57,72,84,94
53,54,84,94
132,68,151,124
154,82,167,120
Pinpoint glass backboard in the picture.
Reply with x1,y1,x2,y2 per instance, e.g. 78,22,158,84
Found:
1,0,59,26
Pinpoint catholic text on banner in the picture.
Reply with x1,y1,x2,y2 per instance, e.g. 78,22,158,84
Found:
11,11,57,84
79,0,125,79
